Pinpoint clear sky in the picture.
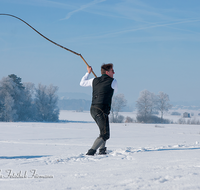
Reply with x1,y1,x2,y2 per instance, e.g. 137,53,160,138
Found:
0,0,200,104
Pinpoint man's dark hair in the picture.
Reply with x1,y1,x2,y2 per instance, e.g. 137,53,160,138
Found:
101,63,113,74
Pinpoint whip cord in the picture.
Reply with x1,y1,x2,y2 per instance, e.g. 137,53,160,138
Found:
0,13,97,77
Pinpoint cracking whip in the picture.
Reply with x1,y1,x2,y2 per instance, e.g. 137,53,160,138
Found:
0,13,97,78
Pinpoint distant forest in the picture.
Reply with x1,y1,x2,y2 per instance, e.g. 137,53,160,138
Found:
0,74,59,122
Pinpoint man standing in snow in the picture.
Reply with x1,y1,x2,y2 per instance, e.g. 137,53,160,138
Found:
80,63,118,155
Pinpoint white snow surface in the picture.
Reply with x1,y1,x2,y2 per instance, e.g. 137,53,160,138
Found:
0,110,200,190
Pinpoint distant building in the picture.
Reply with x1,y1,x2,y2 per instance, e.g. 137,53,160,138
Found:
183,112,190,118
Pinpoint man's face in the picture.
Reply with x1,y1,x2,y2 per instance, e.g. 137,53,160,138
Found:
106,68,115,78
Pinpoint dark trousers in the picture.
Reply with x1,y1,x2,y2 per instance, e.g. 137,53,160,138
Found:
90,105,110,141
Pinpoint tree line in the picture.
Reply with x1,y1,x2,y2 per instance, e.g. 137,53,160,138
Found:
136,90,172,123
0,74,59,122
0,74,172,124
110,90,172,123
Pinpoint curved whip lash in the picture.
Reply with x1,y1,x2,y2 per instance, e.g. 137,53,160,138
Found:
0,13,97,77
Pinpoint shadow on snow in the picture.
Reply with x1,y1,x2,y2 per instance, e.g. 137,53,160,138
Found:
129,146,200,153
0,155,50,159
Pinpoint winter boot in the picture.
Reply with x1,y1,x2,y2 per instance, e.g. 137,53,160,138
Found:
99,147,107,155
86,149,96,156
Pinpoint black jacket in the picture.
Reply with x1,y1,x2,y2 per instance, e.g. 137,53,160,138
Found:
92,74,114,112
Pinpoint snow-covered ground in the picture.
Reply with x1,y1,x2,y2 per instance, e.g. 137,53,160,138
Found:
0,110,200,190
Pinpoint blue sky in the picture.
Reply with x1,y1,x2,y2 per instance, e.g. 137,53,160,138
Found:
0,0,200,104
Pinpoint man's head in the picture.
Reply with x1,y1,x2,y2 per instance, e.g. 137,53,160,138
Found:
101,63,115,78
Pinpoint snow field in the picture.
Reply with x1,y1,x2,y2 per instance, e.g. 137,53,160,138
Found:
0,110,200,189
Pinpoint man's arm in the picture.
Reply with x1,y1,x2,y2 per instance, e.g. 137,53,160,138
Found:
111,79,118,93
80,66,94,87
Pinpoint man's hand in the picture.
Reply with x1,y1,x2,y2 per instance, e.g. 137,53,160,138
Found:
87,66,92,74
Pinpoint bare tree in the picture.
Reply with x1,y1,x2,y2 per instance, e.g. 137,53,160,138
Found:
110,94,127,123
157,92,172,122
136,90,157,122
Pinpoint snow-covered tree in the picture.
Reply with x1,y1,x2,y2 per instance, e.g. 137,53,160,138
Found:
0,77,18,121
0,75,60,122
8,75,35,121
156,92,172,122
3,92,17,122
136,90,157,122
8,74,24,90
110,94,127,123
18,82,35,121
34,84,59,122
136,90,172,123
